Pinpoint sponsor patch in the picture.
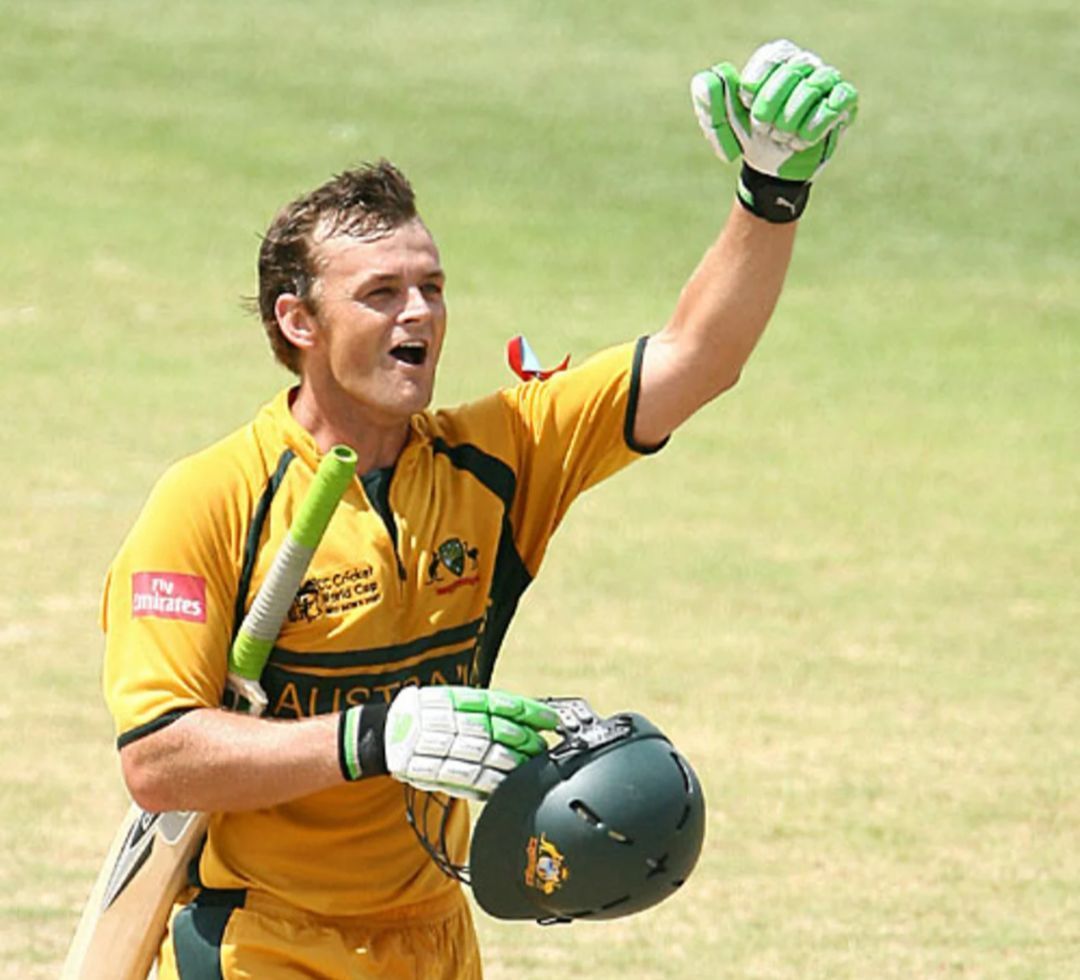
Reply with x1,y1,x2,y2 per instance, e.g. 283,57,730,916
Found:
132,572,207,623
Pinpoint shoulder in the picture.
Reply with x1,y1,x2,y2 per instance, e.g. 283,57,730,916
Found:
154,425,263,511
137,398,293,550
415,390,521,455
414,340,644,454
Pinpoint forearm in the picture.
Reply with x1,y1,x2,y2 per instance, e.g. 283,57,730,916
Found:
634,202,796,445
120,707,345,812
668,200,796,384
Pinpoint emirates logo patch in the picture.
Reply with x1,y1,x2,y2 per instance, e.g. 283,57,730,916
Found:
131,572,206,623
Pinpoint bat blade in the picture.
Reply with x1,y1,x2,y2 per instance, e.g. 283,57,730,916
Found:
62,804,207,979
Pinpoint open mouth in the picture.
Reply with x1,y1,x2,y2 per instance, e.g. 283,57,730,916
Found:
390,341,428,367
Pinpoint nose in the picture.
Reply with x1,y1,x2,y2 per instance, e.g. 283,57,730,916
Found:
400,285,434,324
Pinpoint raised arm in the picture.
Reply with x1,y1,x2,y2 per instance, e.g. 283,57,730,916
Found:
634,39,858,447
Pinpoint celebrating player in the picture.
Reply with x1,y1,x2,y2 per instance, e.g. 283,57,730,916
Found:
99,39,857,979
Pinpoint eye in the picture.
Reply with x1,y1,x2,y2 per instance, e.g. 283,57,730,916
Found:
421,281,444,299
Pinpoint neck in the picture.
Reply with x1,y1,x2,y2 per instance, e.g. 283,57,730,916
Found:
288,383,411,473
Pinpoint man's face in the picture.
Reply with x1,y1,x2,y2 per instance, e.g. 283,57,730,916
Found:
302,218,447,428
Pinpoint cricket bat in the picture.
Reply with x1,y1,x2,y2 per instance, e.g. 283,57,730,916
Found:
63,445,358,980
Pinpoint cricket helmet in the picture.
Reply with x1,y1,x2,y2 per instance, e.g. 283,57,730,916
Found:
466,698,707,922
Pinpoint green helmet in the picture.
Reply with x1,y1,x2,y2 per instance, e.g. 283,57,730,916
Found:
467,698,706,922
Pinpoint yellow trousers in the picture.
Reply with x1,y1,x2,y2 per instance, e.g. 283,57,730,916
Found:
156,886,483,979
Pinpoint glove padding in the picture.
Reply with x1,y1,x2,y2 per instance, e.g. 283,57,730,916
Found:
350,686,559,801
691,39,858,221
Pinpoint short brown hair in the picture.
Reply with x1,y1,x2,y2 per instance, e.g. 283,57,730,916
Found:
256,160,418,372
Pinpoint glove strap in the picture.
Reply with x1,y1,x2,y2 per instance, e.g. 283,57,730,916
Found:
737,164,811,224
338,703,390,782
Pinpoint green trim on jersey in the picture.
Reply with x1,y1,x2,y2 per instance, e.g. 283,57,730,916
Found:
430,436,531,687
116,707,197,750
173,888,247,979
360,465,405,580
476,518,532,686
624,335,669,456
233,448,295,640
268,618,485,670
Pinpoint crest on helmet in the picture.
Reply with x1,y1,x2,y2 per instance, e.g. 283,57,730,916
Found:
525,833,570,895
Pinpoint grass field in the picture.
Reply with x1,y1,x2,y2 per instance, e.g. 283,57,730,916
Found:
1,0,1077,976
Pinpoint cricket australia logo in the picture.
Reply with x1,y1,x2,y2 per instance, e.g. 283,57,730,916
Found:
426,537,480,595
524,833,569,896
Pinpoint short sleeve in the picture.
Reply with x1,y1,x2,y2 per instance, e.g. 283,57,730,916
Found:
502,337,664,575
101,457,248,745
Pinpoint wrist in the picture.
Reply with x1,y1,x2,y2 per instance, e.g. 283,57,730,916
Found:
338,703,390,781
737,163,811,223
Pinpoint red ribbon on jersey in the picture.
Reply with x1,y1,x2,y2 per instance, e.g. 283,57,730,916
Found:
506,335,571,382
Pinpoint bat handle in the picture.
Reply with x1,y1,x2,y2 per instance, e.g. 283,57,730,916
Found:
224,671,270,717
224,444,358,714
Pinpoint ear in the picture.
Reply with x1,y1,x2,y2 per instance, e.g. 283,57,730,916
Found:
275,293,318,352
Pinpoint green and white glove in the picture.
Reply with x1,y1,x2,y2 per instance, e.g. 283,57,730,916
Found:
338,685,560,802
691,38,858,222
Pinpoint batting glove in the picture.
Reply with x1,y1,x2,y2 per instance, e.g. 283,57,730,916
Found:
691,39,858,222
338,686,560,802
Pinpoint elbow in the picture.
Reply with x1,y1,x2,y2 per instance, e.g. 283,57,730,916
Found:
702,367,742,407
120,736,188,812
121,752,173,812
715,368,742,397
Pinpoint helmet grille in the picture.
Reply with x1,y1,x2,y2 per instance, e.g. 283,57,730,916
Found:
403,786,470,884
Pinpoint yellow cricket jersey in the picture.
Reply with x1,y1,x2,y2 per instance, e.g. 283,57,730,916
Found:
101,337,662,919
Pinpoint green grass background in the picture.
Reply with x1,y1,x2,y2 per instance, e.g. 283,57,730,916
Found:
1,0,1077,976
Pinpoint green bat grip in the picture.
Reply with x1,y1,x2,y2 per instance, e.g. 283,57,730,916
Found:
228,445,357,683
290,445,359,549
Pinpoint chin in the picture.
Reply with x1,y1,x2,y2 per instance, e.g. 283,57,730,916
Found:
395,382,436,417
349,372,437,425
